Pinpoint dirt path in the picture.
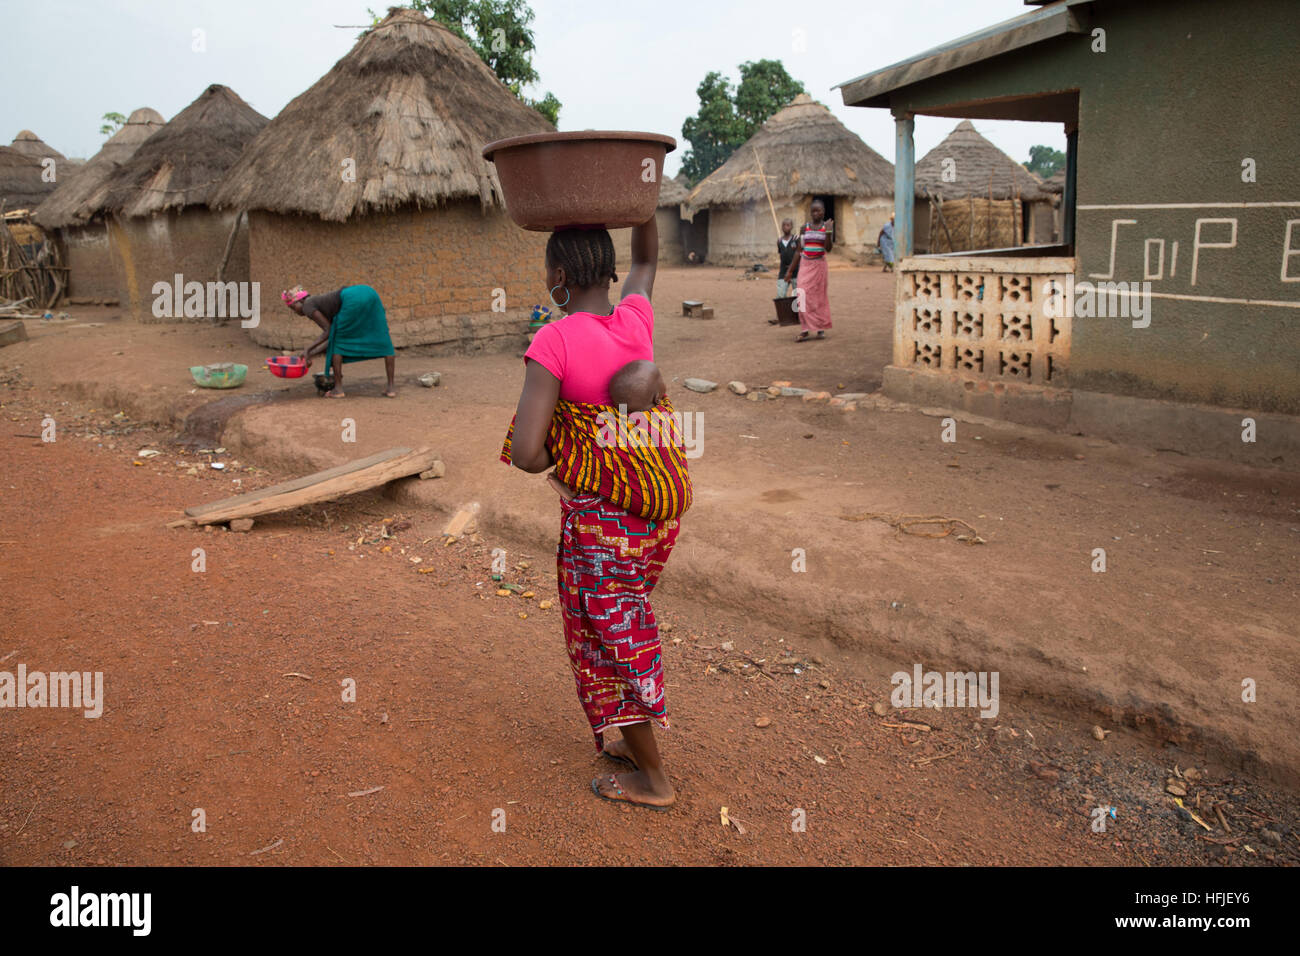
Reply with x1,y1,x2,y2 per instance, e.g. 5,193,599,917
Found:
21,265,1292,782
1,265,1297,864
1,398,1296,866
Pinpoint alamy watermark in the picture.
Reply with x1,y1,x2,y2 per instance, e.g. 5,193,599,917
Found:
596,406,704,459
1042,275,1152,328
890,663,999,718
151,273,260,328
50,886,150,935
1,665,103,718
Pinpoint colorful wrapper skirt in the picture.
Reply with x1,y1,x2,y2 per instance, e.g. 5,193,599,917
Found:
326,285,396,368
557,491,680,751
797,255,833,331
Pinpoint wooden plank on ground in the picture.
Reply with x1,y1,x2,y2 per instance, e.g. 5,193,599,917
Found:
0,320,28,348
177,446,439,526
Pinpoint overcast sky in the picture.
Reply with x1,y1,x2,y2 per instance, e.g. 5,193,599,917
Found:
2,0,1066,173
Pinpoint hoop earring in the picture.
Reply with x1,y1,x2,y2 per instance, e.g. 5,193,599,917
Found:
549,284,570,308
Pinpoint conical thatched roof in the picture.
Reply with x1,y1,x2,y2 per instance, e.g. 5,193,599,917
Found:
915,120,1048,201
658,174,689,207
10,131,66,161
212,7,554,222
100,85,268,218
1042,168,1066,195
0,146,56,211
685,94,893,213
34,107,165,228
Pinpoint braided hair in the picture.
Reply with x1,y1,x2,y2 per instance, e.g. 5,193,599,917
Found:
546,228,619,288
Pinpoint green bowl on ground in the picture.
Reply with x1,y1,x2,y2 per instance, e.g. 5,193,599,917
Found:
190,363,248,389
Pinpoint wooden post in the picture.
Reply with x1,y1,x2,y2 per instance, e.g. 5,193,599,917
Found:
986,170,993,249
752,147,781,236
893,113,915,258
217,209,246,283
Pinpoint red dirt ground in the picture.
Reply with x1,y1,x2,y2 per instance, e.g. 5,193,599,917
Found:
1,264,1296,865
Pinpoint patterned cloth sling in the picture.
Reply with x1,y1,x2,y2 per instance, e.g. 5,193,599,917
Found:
500,397,693,523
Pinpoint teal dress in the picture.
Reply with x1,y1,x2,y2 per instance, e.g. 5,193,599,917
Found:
325,285,395,368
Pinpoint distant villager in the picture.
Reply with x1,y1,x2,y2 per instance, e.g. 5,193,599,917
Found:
284,284,397,398
787,198,833,342
683,94,893,266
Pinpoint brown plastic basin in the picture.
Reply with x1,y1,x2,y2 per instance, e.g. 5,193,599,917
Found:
482,130,677,231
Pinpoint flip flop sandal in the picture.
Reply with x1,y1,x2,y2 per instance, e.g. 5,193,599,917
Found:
590,774,672,811
795,332,811,343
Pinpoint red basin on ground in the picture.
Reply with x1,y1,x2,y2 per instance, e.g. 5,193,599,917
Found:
266,356,308,378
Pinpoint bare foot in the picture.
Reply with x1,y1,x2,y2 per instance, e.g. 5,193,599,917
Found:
325,388,346,398
591,772,675,809
547,473,576,500
602,737,639,769
384,389,397,398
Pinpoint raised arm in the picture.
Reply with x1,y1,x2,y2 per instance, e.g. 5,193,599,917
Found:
620,214,658,302
509,359,562,473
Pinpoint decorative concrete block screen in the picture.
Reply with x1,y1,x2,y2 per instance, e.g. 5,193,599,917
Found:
895,256,1076,386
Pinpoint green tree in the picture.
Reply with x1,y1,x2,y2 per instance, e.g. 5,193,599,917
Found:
680,60,804,184
1024,144,1066,179
734,60,805,138
99,112,126,138
406,0,561,124
680,73,744,185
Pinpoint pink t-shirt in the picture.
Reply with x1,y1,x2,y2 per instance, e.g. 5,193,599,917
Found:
524,294,655,405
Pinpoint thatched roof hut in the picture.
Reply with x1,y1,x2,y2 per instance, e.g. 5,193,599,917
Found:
99,85,267,219
213,6,556,353
685,94,894,213
9,131,66,162
682,94,894,263
34,108,165,228
74,87,270,320
212,7,553,221
0,146,56,211
659,174,689,207
1042,168,1066,195
915,120,1047,201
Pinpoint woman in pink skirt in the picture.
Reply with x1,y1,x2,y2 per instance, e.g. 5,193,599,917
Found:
784,198,833,342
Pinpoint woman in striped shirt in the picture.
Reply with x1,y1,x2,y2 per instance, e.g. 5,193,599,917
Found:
783,198,834,341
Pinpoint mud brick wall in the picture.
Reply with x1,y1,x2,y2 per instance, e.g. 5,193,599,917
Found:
245,202,547,354
111,209,251,322
60,223,124,301
700,195,892,265
609,207,689,268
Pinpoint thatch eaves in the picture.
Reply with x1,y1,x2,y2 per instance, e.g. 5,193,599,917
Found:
34,108,165,228
685,94,894,214
658,174,689,207
101,85,268,218
0,146,56,211
915,120,1048,202
211,6,555,222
